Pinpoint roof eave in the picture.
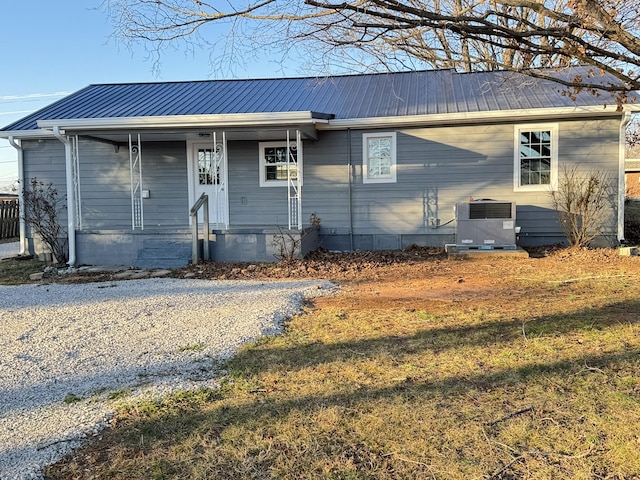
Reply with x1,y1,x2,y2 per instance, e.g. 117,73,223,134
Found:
37,111,331,131
0,129,57,140
321,105,631,130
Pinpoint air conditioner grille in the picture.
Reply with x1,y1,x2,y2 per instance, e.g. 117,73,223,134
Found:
469,202,512,219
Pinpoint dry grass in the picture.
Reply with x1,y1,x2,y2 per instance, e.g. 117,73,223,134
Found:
0,257,45,285
41,249,640,479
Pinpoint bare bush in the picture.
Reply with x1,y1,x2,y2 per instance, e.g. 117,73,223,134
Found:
550,166,616,247
21,178,68,264
272,226,301,262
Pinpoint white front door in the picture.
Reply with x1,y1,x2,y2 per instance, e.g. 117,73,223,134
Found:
189,139,228,227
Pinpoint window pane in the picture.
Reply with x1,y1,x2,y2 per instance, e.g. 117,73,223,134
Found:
540,158,551,171
262,143,300,183
266,165,278,180
198,149,213,185
367,137,392,178
519,129,552,185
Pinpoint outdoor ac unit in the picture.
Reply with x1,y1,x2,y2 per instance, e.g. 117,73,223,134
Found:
456,200,517,249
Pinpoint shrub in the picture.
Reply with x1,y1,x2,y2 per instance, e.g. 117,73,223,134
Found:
550,166,616,247
21,178,68,264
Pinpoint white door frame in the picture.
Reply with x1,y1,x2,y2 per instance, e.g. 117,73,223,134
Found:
187,135,229,229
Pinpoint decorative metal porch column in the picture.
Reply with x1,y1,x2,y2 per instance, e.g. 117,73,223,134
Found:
212,131,228,229
287,129,302,230
70,135,82,230
129,134,144,230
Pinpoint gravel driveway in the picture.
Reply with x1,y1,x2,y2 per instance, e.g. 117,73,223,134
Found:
0,278,334,479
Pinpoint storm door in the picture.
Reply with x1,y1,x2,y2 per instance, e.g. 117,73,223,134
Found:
190,137,228,228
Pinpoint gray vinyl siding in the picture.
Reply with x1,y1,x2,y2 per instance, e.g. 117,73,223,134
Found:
299,118,620,245
517,118,620,240
78,140,133,228
227,141,294,226
78,140,189,230
225,133,352,229
23,140,67,186
301,131,351,232
22,139,68,240
131,141,189,227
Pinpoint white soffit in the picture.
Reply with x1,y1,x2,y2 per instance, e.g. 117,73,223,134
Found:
37,111,328,131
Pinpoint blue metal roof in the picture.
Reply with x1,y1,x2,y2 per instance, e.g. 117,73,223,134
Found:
1,68,625,132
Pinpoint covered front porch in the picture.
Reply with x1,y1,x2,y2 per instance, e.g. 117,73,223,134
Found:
34,111,330,267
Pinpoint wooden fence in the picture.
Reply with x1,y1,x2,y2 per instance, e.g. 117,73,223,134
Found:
0,200,19,239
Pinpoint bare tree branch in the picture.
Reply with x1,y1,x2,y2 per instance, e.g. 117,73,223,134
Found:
102,0,640,96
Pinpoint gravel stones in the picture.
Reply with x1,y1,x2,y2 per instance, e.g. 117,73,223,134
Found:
0,278,334,479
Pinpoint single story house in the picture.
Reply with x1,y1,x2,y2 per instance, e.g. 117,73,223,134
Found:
1,68,637,268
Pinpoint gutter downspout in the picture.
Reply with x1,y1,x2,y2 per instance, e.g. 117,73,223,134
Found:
52,126,76,266
619,111,632,243
347,128,354,251
7,136,26,255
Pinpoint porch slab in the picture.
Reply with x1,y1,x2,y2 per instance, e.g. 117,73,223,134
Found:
446,246,529,259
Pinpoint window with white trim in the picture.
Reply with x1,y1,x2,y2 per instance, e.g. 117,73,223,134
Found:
363,132,397,183
514,124,558,191
259,141,300,187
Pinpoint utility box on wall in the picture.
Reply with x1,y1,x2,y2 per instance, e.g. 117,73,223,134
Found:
456,200,517,249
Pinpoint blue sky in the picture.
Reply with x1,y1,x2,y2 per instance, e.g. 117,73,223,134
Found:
0,1,303,189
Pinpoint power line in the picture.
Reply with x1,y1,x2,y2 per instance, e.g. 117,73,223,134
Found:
0,92,71,102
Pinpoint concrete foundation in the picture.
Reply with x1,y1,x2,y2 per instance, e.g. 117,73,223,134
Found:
446,245,530,259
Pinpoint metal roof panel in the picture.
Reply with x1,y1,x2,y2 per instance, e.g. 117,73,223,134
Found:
1,68,628,132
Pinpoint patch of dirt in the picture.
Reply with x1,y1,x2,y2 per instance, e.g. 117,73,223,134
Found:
174,245,630,280
52,245,640,312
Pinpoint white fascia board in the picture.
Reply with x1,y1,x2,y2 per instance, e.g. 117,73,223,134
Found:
320,105,627,130
37,111,328,131
0,129,57,139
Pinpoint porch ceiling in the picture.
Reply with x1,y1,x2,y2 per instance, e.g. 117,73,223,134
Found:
76,125,319,145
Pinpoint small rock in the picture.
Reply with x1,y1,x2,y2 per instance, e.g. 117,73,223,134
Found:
113,271,134,280
150,269,172,278
183,272,196,278
29,272,44,281
129,271,150,279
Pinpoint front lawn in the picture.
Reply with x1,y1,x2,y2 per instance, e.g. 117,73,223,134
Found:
43,248,640,479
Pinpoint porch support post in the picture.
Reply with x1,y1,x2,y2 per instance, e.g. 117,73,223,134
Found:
129,134,144,230
222,131,229,229
53,126,77,266
71,135,82,230
7,136,26,256
287,130,292,230
296,129,302,230
286,129,303,231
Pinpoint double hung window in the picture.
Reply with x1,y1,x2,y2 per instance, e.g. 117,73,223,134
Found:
363,132,397,184
514,124,558,191
259,141,299,187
